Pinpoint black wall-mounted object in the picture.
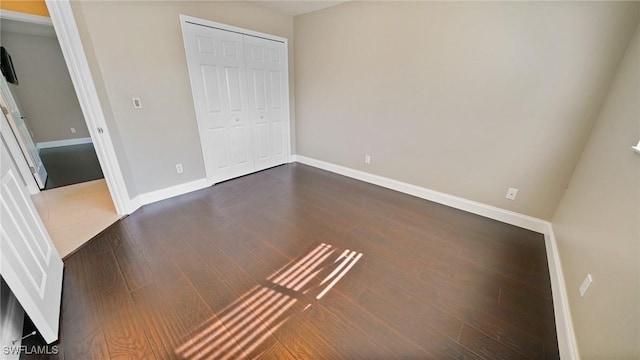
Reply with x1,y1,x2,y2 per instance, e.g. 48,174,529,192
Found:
1,46,19,85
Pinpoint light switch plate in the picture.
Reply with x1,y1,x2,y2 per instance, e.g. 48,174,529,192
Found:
579,274,593,298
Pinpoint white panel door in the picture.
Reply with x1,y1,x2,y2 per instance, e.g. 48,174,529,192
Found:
0,113,63,344
0,74,47,189
244,36,288,171
183,23,255,184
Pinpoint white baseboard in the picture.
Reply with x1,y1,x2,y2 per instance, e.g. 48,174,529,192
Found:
126,178,209,214
125,196,143,215
295,155,547,233
294,154,578,360
37,137,92,150
544,226,580,359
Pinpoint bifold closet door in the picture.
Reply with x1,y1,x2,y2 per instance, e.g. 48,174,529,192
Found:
244,36,288,171
183,21,289,185
183,23,255,184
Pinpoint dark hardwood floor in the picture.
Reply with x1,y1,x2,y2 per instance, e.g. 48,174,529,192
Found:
40,143,104,189
21,163,559,359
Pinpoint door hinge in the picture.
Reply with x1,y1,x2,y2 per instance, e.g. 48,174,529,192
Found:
1,105,8,115
29,166,36,174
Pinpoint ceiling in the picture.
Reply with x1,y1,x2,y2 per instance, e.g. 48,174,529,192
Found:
0,18,56,38
246,1,347,16
0,1,346,39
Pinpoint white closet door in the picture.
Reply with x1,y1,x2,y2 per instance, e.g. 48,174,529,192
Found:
183,23,255,184
244,37,288,171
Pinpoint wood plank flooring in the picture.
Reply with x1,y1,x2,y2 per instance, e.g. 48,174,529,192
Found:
21,163,559,359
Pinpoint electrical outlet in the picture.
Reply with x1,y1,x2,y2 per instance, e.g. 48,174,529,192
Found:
579,274,593,298
70,127,76,134
132,97,142,109
506,187,518,200
365,155,371,164
176,164,183,174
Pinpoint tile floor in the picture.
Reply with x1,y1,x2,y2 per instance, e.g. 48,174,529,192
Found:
31,179,120,258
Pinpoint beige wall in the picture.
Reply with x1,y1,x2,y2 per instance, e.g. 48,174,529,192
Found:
71,1,294,197
552,24,640,359
294,1,639,219
0,31,90,143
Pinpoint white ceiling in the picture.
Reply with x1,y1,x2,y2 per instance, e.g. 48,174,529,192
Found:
0,11,56,37
246,1,347,16
0,18,56,38
0,1,346,39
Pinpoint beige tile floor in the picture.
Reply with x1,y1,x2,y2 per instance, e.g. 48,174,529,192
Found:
31,179,121,258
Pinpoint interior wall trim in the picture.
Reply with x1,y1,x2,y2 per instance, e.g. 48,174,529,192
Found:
544,226,580,359
126,178,209,214
45,0,131,216
294,154,579,360
0,10,52,26
36,137,92,151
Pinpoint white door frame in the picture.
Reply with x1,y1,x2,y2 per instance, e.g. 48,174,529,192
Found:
180,14,293,183
0,4,131,215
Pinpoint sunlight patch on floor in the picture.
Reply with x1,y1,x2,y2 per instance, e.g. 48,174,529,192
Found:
176,243,363,359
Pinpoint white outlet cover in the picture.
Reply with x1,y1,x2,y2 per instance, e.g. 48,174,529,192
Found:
579,274,593,298
70,127,76,133
132,97,142,109
506,187,519,200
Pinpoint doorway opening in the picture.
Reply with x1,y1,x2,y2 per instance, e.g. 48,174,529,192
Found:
1,20,103,189
0,12,118,257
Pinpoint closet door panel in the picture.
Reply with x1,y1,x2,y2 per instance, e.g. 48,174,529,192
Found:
184,23,254,184
201,65,222,113
251,69,269,160
252,69,268,111
183,17,290,184
244,36,288,171
208,128,229,170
